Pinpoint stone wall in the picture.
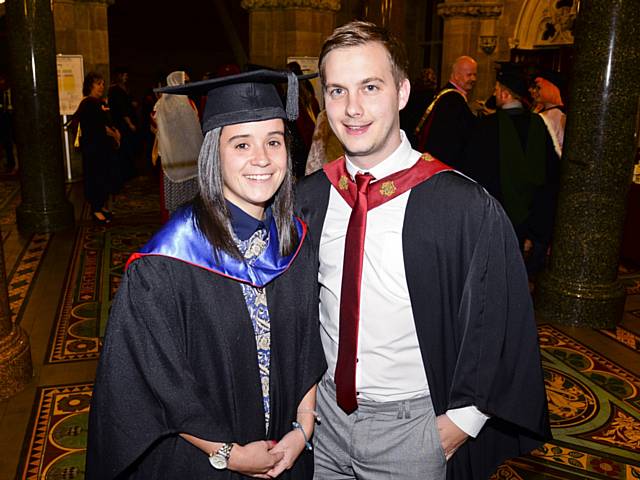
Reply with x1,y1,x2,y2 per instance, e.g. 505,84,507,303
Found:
53,0,111,80
242,0,339,70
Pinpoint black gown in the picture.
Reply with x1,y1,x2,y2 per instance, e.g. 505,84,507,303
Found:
76,96,116,212
418,82,476,170
296,169,551,480
86,213,327,479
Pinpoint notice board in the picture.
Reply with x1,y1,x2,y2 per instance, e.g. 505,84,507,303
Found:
56,55,84,116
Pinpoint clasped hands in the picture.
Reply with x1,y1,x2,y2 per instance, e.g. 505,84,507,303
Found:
229,428,308,479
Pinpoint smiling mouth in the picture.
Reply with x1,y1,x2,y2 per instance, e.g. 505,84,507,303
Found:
245,174,273,181
344,123,371,135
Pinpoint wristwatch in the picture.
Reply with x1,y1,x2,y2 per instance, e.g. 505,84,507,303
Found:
209,443,234,470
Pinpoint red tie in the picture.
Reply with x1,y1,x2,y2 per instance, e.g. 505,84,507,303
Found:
335,172,373,414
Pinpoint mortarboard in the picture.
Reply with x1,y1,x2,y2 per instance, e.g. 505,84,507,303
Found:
495,62,530,99
155,69,317,134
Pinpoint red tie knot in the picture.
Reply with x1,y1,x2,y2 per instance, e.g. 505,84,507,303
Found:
355,172,374,193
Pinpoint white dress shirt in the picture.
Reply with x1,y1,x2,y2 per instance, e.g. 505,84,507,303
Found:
318,131,488,437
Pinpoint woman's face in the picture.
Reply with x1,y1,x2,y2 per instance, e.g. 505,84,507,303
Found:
219,118,288,220
90,79,105,98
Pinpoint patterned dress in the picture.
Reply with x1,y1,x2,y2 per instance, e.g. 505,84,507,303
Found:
236,228,272,433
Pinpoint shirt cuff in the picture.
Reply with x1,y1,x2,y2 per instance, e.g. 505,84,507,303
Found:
445,406,490,438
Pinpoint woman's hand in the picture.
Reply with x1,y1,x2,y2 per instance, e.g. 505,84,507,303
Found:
265,430,307,478
228,440,284,479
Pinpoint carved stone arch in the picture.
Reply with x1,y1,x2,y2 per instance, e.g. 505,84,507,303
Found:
512,0,578,50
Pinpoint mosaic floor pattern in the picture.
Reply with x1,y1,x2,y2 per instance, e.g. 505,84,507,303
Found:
599,325,640,353
17,383,92,480
9,233,52,325
20,324,640,479
47,177,161,363
493,324,640,479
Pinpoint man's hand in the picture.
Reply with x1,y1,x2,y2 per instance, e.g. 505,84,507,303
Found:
228,440,284,479
436,414,469,460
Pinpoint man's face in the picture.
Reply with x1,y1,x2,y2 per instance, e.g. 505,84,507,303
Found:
322,42,410,170
493,82,508,108
452,61,477,93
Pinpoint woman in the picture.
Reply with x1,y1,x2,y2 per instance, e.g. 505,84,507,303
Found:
75,72,120,223
86,70,326,479
153,71,202,220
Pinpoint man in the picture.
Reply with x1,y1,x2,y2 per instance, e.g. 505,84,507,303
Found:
109,67,138,184
530,70,566,158
466,63,560,278
400,67,437,148
414,56,477,170
296,21,550,480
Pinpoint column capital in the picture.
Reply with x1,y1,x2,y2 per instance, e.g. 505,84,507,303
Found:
241,0,340,11
438,2,503,19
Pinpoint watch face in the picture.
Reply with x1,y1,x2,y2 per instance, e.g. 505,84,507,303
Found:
209,454,228,470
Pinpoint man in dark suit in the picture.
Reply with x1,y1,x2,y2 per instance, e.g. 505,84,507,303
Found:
465,63,560,277
415,56,477,170
296,21,550,480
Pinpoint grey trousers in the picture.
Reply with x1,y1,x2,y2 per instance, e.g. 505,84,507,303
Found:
313,376,447,480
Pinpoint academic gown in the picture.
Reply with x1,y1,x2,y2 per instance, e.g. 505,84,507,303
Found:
464,108,560,246
86,206,327,480
419,82,476,170
295,170,551,480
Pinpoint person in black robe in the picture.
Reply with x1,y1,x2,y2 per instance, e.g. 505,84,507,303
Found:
296,21,550,480
108,67,138,185
86,70,327,480
465,64,560,277
75,72,121,224
414,56,478,170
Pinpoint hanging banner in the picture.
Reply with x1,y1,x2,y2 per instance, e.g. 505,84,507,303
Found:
56,55,84,116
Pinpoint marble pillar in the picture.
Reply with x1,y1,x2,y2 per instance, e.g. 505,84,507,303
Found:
6,0,75,233
535,0,640,328
0,236,32,401
241,0,339,69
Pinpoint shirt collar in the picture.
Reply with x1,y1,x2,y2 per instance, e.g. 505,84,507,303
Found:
226,200,273,241
501,99,523,110
345,130,417,181
448,80,468,97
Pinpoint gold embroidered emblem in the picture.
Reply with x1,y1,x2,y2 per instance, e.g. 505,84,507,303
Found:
338,175,349,190
422,153,435,162
379,181,396,197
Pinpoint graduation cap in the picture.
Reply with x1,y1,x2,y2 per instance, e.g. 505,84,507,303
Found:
155,69,317,133
495,62,529,99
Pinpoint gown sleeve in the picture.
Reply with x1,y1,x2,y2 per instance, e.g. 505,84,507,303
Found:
86,258,231,480
449,195,549,437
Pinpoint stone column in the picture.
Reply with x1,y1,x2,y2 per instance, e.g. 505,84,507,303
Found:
438,1,503,101
0,236,32,401
535,0,640,328
241,0,340,69
6,0,75,233
53,0,111,78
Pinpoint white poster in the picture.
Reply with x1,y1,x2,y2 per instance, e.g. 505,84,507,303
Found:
56,55,84,116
